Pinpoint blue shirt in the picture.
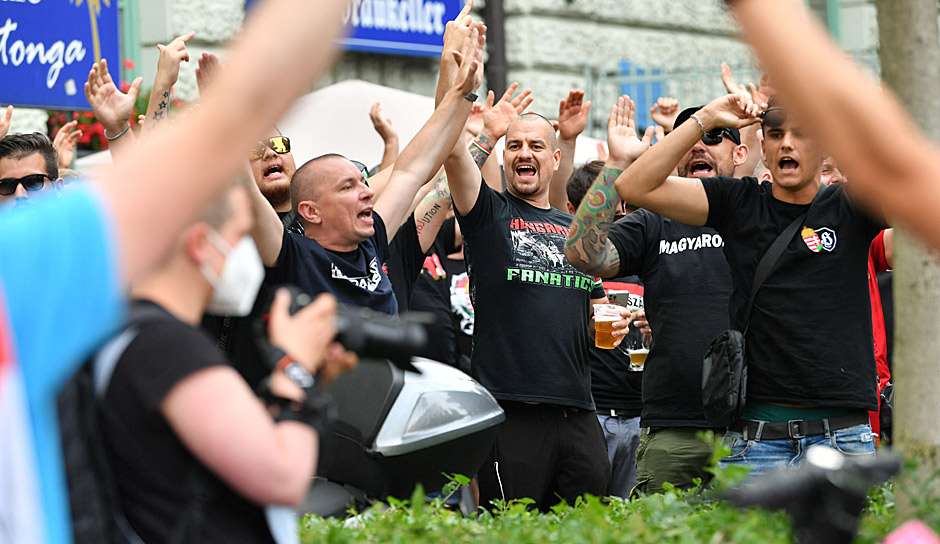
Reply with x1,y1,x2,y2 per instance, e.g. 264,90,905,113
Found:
0,187,124,543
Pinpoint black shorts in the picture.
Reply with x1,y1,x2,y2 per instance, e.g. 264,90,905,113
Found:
477,401,609,511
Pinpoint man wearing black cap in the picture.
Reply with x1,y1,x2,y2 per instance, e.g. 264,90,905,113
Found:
612,92,884,478
566,99,741,493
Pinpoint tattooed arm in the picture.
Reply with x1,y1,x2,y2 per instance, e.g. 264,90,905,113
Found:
566,96,653,277
414,170,453,253
142,33,193,136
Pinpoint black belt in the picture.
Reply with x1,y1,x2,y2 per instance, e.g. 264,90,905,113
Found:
733,414,869,441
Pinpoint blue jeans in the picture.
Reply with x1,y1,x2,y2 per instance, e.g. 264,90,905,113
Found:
597,414,641,498
720,423,876,478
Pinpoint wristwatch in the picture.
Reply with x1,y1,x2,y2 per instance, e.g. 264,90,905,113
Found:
272,348,316,391
464,92,478,102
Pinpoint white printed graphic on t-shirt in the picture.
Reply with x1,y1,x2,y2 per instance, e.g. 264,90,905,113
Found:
658,233,724,255
450,272,475,335
510,230,568,269
331,257,382,291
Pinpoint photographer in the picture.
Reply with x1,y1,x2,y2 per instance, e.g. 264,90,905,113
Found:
98,181,355,542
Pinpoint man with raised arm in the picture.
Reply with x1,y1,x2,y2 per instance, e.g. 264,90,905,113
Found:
613,92,885,476
724,0,940,250
247,26,484,316
565,97,736,494
0,0,351,541
444,86,635,506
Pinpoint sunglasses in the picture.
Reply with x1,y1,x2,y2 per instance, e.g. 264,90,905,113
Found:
760,107,787,129
349,159,371,187
701,128,740,146
0,173,51,196
249,136,291,160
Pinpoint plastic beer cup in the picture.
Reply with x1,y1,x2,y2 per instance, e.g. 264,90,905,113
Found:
593,304,622,349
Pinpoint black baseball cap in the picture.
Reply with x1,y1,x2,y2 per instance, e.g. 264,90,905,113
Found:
673,106,741,145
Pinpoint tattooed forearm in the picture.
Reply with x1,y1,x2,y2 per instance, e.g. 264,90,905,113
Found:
469,134,494,170
153,91,170,121
416,173,451,236
564,167,624,276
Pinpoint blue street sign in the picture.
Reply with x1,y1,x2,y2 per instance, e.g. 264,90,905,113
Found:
247,0,463,58
0,0,121,111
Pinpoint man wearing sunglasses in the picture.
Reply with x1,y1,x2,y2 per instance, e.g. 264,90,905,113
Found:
0,133,60,206
566,103,741,494
248,131,296,217
612,92,885,478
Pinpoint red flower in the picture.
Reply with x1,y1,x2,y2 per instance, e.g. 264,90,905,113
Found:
123,59,136,70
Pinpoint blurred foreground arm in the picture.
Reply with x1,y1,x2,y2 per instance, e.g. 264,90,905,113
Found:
93,0,350,284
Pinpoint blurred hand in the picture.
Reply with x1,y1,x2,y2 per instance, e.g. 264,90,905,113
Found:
606,95,655,167
649,97,680,131
464,101,485,139
609,306,635,347
481,82,533,141
632,310,652,337
721,63,768,106
155,32,194,89
53,120,82,169
451,24,486,96
699,93,762,131
557,89,591,142
0,105,12,139
196,52,220,96
268,290,337,375
84,59,143,133
317,343,358,383
369,102,398,143
443,0,475,57
596,141,608,161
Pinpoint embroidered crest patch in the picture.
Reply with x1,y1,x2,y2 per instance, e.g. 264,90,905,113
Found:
802,227,821,253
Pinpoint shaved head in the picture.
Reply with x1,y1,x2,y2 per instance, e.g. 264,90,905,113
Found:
508,113,558,149
290,153,346,213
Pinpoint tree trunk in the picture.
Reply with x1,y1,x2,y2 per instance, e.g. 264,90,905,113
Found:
875,0,940,518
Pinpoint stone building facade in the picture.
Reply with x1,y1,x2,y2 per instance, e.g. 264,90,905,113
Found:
8,0,880,139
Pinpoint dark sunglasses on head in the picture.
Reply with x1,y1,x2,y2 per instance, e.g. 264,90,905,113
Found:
250,136,291,160
760,107,787,129
701,128,740,146
0,173,51,196
349,159,371,187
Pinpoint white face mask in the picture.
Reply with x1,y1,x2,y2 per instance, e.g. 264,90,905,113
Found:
201,231,265,317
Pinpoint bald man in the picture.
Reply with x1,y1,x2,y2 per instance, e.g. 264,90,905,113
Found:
444,112,622,509
247,41,483,314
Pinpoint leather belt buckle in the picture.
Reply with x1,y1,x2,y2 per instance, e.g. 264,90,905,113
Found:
787,419,806,439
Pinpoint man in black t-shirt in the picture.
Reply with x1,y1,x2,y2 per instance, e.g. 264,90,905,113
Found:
566,103,737,493
445,104,633,508
614,93,883,477
247,58,483,317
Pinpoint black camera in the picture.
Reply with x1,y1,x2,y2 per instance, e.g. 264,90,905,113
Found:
255,285,428,372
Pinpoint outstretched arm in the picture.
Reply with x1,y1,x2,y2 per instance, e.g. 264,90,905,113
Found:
728,0,939,245
94,0,350,285
566,96,653,277
414,170,453,253
141,32,193,137
550,89,592,211
85,59,143,162
375,25,485,239
614,93,760,226
369,102,399,173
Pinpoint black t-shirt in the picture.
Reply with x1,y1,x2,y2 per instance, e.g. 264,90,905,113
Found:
410,219,460,365
702,178,883,409
101,300,274,543
609,210,732,427
457,183,596,410
266,211,398,314
386,214,425,313
590,277,644,415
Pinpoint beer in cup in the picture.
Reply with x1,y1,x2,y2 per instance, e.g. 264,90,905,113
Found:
593,304,622,349
628,348,649,371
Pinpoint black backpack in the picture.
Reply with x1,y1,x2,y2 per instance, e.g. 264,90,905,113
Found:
58,305,215,544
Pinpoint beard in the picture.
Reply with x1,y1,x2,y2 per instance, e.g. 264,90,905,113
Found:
260,180,291,210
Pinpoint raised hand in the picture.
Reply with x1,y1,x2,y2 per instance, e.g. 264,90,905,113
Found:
84,59,143,133
451,24,486,97
481,82,533,141
155,32,195,90
649,96,680,131
699,93,762,131
720,63,767,107
0,105,12,139
196,51,220,96
369,102,398,143
607,95,655,166
557,89,592,142
443,0,474,57
53,120,82,169
464,101,485,139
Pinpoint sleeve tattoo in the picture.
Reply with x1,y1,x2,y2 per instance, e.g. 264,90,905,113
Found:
469,134,494,170
565,167,624,277
416,172,452,236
